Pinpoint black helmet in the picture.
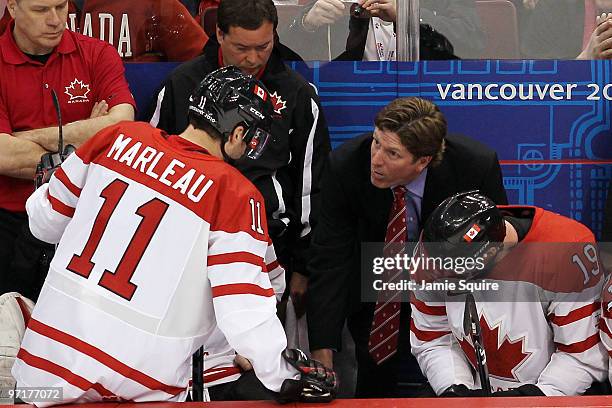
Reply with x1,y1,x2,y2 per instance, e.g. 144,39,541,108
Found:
188,66,274,159
422,191,506,275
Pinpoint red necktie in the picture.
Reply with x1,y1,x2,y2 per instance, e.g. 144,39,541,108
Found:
368,186,407,364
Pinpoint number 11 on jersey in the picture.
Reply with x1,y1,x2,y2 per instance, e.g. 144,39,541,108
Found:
249,198,264,234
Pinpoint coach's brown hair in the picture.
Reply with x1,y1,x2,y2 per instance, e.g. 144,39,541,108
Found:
374,97,447,167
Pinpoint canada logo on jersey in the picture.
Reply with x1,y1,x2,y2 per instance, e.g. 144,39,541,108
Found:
270,91,286,114
458,314,531,380
65,78,91,103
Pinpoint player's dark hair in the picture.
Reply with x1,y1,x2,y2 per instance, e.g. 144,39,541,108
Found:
217,0,278,33
375,97,447,167
188,114,223,141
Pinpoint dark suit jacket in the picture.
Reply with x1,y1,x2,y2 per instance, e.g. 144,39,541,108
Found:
307,133,508,351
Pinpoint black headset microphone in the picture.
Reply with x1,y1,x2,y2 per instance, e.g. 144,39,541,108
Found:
35,89,76,189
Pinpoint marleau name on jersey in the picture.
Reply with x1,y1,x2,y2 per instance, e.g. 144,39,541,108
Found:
106,133,214,203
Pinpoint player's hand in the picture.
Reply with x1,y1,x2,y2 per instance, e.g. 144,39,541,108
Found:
492,384,544,397
440,384,485,397
233,354,253,371
277,349,338,403
289,272,308,318
359,0,396,22
302,0,345,31
90,100,109,118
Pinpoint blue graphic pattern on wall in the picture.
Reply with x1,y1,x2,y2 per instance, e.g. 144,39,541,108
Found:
125,60,612,238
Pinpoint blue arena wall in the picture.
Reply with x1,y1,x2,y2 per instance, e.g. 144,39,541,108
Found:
124,60,612,238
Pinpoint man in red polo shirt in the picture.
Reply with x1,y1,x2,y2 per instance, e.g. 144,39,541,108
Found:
0,0,135,300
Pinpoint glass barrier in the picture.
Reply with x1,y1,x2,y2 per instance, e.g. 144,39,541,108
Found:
0,0,610,61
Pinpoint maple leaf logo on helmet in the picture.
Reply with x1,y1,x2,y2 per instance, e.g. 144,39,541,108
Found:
65,79,91,103
270,91,286,115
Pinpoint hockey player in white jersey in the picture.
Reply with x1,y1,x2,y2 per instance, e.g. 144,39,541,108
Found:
410,191,607,397
12,66,337,406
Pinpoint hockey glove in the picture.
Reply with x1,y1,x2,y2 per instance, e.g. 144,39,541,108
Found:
276,348,337,403
492,384,544,397
441,384,544,398
440,384,485,397
35,145,76,188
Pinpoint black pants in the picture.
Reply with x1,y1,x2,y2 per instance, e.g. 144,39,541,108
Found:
348,301,431,398
0,208,54,300
207,370,277,401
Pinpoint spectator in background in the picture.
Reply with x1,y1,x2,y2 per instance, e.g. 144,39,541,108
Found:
149,0,330,330
281,0,483,60
306,97,507,397
69,0,208,61
514,0,612,59
0,0,135,300
579,11,612,59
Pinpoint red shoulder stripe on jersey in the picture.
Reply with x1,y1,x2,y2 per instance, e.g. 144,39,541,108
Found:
604,306,612,320
410,294,447,316
555,333,600,353
409,318,450,342
26,318,185,396
17,348,116,398
203,366,242,383
211,283,274,298
266,260,279,273
54,167,82,197
599,319,612,338
208,252,266,269
47,191,75,217
548,302,600,326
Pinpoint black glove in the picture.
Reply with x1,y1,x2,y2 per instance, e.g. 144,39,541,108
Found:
276,348,337,404
441,384,544,398
440,384,486,397
35,145,75,188
492,384,544,397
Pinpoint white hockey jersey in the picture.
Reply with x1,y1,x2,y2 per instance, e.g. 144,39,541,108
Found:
202,245,286,388
410,207,607,396
599,275,612,384
12,121,297,406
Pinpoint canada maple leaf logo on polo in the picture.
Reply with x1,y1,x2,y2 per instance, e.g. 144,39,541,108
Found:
270,91,286,114
65,79,91,103
458,313,531,381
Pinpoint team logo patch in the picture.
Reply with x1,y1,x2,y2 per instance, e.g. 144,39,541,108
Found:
254,85,267,101
270,91,286,114
65,78,91,103
463,224,481,242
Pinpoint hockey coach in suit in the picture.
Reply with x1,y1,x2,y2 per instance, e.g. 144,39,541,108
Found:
306,97,508,398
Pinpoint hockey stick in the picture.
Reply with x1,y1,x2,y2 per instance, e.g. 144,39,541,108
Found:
191,346,205,401
35,90,75,189
463,293,492,396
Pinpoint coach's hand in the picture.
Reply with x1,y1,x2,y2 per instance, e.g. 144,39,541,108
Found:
289,272,308,318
